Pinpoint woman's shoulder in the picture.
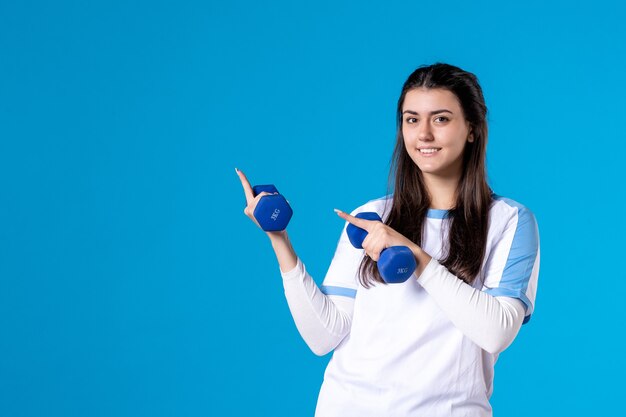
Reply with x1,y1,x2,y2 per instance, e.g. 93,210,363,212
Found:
489,193,539,229
490,193,536,213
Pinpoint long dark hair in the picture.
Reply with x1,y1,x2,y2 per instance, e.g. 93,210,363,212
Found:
358,63,493,288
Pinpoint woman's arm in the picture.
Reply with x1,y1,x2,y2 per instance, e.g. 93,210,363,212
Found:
410,204,540,355
236,169,353,356
270,232,353,356
268,230,297,273
414,250,525,354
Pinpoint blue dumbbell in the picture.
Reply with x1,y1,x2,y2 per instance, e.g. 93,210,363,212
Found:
346,212,417,283
251,184,293,231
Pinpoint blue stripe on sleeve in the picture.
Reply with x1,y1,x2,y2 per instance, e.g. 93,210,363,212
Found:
485,197,539,325
484,287,532,313
484,287,533,324
320,285,357,298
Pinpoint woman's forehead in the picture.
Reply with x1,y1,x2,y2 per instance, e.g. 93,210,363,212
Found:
403,88,462,112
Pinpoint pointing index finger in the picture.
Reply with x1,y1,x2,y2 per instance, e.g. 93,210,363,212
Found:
334,209,373,232
235,168,255,203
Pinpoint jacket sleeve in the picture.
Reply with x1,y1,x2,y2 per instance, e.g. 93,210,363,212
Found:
280,208,363,356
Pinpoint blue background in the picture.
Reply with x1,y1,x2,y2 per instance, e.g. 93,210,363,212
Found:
1,0,624,415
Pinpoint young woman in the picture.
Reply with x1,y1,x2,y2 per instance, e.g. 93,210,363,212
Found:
236,63,540,417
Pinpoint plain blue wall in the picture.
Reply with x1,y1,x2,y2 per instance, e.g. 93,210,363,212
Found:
1,0,625,415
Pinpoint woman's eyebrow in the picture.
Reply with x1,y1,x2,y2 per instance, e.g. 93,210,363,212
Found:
402,109,453,115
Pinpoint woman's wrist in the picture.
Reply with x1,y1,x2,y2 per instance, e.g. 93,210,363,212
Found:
409,243,433,278
267,229,288,241
268,230,298,273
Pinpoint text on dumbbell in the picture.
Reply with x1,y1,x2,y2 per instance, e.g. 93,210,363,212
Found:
271,209,280,221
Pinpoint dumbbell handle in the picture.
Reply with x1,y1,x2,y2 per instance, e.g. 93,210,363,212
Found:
346,212,417,283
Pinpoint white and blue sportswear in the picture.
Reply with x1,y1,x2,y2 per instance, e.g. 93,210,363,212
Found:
280,194,540,417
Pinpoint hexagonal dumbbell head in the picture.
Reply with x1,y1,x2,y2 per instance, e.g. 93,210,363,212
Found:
252,184,293,232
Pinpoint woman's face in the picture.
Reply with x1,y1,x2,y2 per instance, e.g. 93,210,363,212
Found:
401,88,473,180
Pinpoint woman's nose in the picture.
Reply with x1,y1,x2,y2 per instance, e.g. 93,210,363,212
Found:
417,122,433,141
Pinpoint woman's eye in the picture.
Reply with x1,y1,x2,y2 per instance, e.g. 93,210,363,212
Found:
406,117,417,123
435,116,449,122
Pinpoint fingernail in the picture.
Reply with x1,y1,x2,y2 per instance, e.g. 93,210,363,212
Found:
334,208,342,214
235,167,239,173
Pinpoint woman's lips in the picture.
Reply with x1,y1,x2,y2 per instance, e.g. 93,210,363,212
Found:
418,148,441,157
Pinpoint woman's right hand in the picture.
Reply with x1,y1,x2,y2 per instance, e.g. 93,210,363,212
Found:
236,168,286,236
236,168,296,271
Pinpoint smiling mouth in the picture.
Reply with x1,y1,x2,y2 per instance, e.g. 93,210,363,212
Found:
418,148,442,154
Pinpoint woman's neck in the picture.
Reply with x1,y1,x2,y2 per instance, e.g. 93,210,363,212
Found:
423,174,460,210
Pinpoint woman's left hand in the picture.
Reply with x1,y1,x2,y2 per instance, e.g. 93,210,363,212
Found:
335,209,433,276
333,209,420,262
